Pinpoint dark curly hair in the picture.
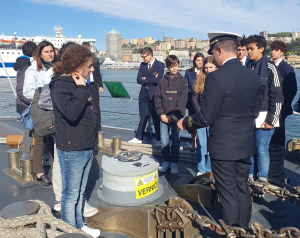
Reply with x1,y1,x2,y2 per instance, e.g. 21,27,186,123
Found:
270,40,287,54
58,41,76,61
22,41,36,57
53,44,93,76
246,35,266,53
237,35,247,47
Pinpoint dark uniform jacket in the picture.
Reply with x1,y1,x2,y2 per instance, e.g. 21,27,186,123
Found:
277,60,297,118
183,58,262,160
137,59,165,100
154,72,188,119
91,57,103,88
49,75,98,152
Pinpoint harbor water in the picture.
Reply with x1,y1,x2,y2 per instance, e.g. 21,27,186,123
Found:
0,69,300,143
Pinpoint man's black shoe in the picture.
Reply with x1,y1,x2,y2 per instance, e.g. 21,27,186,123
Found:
36,175,53,188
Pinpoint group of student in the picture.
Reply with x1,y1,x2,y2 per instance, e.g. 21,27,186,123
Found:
14,32,297,235
14,41,102,237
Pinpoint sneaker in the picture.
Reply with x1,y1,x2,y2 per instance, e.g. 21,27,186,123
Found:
83,201,99,218
54,200,61,211
156,141,161,147
128,138,142,144
36,174,53,188
81,224,100,238
159,161,170,172
196,172,203,177
170,163,178,175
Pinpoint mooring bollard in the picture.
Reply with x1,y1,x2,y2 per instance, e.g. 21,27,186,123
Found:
292,141,300,151
112,136,122,154
97,131,105,149
6,149,20,172
20,156,33,181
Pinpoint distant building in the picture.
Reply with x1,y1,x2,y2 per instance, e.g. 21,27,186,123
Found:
160,41,171,51
122,54,133,62
169,50,189,57
145,36,153,44
131,38,138,45
98,50,105,56
174,40,187,49
122,39,129,45
153,51,166,62
106,28,122,62
186,41,196,49
138,38,145,46
259,31,268,40
287,55,300,64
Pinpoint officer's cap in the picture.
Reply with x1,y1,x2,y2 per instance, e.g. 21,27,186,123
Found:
207,32,242,55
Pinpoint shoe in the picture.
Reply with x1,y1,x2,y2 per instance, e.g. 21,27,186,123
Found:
159,161,170,172
156,141,161,147
54,200,61,211
170,163,178,174
128,138,142,144
196,172,203,177
81,223,100,238
83,201,99,218
36,175,53,188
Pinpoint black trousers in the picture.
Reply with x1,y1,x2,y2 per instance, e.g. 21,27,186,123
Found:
211,157,252,229
270,116,286,147
89,82,101,129
136,98,160,141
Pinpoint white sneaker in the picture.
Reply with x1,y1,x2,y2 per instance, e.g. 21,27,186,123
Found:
53,200,61,211
156,141,161,146
196,172,203,177
128,138,142,144
170,163,178,174
81,224,100,238
83,201,99,218
159,161,170,172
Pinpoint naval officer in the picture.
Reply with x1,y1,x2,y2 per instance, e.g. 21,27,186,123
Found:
177,32,262,229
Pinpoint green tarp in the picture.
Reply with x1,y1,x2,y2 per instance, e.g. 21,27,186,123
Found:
103,81,131,98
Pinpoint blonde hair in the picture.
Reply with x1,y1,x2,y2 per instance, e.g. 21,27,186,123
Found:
193,56,218,94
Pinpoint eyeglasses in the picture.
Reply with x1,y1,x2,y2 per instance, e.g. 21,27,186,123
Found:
141,55,149,59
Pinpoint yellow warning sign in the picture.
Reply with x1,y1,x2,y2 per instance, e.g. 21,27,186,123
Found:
137,179,144,186
134,170,158,199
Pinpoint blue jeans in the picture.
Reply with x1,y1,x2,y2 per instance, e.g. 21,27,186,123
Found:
160,121,180,163
196,127,211,173
57,148,93,229
249,129,274,180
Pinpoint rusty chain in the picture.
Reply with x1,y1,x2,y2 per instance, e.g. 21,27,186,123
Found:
157,196,300,238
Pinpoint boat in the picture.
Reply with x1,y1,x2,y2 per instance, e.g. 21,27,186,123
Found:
0,26,98,77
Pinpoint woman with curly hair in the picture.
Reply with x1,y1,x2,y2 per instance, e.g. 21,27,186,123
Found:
49,44,100,237
192,56,218,176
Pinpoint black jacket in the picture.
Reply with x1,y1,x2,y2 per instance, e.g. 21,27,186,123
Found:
13,56,31,114
154,72,188,119
92,57,103,88
191,92,203,114
49,75,98,151
183,58,262,161
258,60,284,126
277,60,297,118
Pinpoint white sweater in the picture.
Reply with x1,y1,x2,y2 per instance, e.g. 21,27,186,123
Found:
23,59,47,100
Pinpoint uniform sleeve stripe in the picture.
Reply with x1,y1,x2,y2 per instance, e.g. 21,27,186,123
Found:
268,63,280,87
272,102,282,125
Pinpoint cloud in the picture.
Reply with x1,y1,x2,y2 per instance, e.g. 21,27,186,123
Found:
29,0,300,36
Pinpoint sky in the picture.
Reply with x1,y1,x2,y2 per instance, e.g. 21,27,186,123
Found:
1,0,300,50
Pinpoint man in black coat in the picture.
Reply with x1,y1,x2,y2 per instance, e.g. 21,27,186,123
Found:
177,32,262,229
82,42,103,131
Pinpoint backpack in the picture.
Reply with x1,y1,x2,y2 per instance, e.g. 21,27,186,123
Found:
30,87,55,137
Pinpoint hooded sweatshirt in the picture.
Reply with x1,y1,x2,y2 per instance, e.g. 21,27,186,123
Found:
13,56,31,114
49,75,98,151
154,72,188,119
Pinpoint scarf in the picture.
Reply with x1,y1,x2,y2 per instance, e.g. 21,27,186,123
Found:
41,58,54,71
246,54,268,85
